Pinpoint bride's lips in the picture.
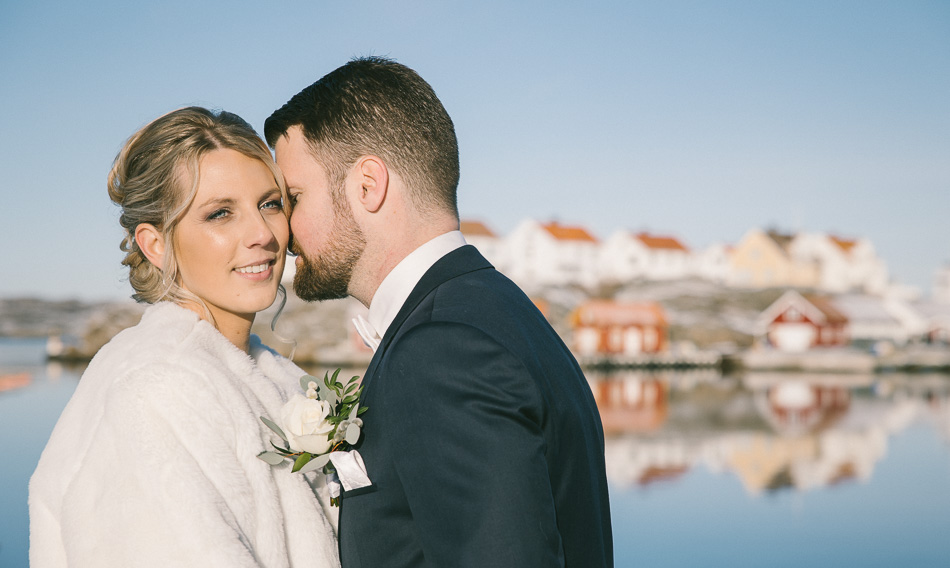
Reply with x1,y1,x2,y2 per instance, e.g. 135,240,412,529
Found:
233,259,277,280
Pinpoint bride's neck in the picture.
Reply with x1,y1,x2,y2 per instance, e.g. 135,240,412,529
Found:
179,302,254,353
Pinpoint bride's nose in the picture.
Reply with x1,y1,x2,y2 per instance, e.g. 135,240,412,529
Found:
243,211,280,249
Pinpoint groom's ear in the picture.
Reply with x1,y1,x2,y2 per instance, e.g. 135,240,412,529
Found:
135,223,166,270
354,156,388,213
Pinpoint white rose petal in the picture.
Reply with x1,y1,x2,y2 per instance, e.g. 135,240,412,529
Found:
295,434,333,455
279,394,334,454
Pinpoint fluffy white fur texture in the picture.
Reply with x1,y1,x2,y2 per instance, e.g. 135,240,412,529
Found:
29,302,340,567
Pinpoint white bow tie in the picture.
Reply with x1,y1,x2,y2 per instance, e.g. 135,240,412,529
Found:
352,314,381,352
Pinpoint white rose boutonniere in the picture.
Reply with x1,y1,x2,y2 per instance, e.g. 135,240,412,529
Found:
258,369,368,504
280,394,334,455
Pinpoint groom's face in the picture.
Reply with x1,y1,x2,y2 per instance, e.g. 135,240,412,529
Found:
275,127,366,301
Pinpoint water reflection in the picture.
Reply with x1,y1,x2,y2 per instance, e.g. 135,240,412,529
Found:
3,336,950,567
0,372,31,392
592,370,950,495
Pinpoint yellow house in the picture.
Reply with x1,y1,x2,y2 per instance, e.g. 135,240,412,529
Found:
729,228,819,289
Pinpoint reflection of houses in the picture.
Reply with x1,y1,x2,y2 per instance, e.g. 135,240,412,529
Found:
759,290,849,352
599,230,691,282
601,373,936,495
756,380,851,436
603,437,697,488
601,370,939,497
588,373,668,434
505,219,600,290
724,435,819,493
571,300,668,356
0,372,31,392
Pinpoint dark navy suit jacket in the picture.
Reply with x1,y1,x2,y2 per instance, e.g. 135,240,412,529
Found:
338,245,613,568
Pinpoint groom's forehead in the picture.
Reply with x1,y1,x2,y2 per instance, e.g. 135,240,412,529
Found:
275,131,332,187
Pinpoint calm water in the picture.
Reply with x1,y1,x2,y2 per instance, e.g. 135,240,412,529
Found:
2,337,949,567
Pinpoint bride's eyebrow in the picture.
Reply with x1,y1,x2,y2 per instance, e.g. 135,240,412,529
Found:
197,197,236,209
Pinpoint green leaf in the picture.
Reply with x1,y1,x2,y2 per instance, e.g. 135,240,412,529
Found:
292,452,313,473
358,406,368,415
330,368,342,386
258,451,286,466
345,423,361,445
341,394,358,405
270,441,294,454
260,416,288,442
298,452,331,474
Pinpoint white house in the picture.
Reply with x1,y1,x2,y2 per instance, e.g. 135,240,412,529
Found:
599,231,691,283
791,233,889,295
694,242,733,284
460,220,507,273
505,219,600,290
831,294,922,348
911,301,950,344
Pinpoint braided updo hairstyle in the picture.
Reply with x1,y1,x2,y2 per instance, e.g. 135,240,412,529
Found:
107,106,286,305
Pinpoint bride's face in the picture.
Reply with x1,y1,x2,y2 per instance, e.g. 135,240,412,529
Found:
173,148,288,325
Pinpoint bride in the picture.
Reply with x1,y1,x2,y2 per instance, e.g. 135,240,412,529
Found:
29,107,340,567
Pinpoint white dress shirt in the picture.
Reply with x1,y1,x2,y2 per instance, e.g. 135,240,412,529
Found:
353,230,466,351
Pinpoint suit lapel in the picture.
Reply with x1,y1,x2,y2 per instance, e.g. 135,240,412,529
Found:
359,245,492,391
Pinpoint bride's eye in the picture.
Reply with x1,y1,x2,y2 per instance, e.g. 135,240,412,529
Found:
206,208,229,221
261,198,283,211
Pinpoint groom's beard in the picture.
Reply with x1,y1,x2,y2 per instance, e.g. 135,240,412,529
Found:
292,202,366,302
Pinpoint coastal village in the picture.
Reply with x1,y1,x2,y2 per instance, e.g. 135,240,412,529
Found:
20,217,950,373
458,219,950,372
3,218,950,497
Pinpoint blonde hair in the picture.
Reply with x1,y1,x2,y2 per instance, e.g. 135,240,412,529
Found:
108,106,286,306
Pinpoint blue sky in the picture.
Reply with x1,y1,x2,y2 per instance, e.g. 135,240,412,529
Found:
1,0,947,300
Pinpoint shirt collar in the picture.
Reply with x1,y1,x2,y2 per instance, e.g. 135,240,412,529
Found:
367,230,466,340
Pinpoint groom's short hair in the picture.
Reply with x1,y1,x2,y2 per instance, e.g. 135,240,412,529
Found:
265,56,459,218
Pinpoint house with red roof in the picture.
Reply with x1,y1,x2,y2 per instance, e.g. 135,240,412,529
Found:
570,299,668,356
505,219,600,290
600,230,692,282
758,290,850,352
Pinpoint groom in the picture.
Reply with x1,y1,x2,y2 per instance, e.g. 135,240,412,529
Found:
265,57,612,568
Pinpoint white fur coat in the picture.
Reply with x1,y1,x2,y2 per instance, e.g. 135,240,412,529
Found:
29,302,340,567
